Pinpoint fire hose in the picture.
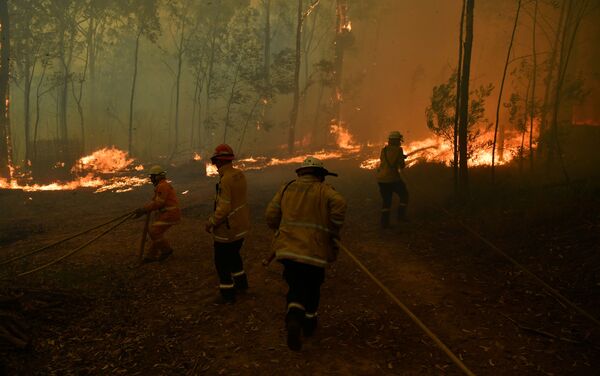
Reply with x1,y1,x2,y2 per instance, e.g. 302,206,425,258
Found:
0,211,136,277
334,239,476,376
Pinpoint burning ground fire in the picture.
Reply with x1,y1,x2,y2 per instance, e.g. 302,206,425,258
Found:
1,124,527,191
206,123,525,176
0,147,147,193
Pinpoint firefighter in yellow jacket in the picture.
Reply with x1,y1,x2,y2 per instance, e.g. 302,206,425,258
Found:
134,165,181,262
205,144,251,304
265,157,347,351
377,131,409,228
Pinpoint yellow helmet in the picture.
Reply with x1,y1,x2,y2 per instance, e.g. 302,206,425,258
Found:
148,165,166,176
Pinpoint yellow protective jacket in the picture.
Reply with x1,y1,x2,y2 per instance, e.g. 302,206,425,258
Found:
265,175,347,268
144,179,181,225
209,164,250,243
376,145,406,183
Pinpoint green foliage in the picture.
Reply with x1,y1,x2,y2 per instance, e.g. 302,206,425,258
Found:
426,71,494,159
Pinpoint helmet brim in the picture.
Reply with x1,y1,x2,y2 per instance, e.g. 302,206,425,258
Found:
210,155,235,161
295,166,338,177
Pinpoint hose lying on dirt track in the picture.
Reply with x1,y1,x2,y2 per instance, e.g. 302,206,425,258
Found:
0,211,136,268
15,213,135,277
437,205,600,330
335,239,477,376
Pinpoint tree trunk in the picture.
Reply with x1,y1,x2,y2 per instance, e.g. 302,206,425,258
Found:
492,0,521,182
128,29,142,155
204,30,217,149
223,62,241,144
33,62,48,163
172,22,185,158
0,0,11,178
264,0,271,84
453,0,466,195
23,57,34,164
287,0,303,154
458,0,474,195
529,0,537,170
332,0,348,136
538,0,567,156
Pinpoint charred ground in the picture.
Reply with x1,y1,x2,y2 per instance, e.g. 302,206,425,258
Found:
1,161,599,375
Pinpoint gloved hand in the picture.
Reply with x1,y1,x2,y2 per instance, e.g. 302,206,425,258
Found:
134,208,147,218
204,220,214,234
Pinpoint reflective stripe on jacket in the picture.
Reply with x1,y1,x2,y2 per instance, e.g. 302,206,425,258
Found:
209,164,251,243
376,145,406,183
144,179,181,225
265,175,347,268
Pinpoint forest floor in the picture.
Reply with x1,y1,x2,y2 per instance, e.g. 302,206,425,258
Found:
1,160,599,375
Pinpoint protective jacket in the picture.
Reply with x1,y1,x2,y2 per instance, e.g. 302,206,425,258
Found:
209,164,250,243
144,179,181,225
265,175,347,268
377,145,406,183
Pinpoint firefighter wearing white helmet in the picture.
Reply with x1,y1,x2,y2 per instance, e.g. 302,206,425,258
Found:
265,156,347,351
134,165,181,262
376,131,409,228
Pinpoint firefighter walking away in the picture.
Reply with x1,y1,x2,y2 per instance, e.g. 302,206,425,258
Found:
377,131,409,228
265,157,347,351
205,144,251,304
134,165,181,262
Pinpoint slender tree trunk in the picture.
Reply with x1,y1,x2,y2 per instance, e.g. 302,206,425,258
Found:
453,0,465,195
87,15,98,145
204,30,217,149
128,29,142,155
287,0,303,154
238,96,261,155
529,0,538,170
332,0,348,133
492,0,521,182
33,62,48,163
458,0,474,195
0,0,11,178
223,62,241,144
23,57,34,163
264,0,271,84
172,22,185,158
520,73,533,173
538,0,567,155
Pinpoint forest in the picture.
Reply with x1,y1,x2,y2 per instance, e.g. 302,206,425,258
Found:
1,0,599,374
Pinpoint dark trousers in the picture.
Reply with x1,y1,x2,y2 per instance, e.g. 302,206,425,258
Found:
378,180,409,225
214,239,247,299
282,260,325,317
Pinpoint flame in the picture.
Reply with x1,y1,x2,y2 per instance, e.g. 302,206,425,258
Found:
1,147,147,193
193,152,202,161
330,121,360,151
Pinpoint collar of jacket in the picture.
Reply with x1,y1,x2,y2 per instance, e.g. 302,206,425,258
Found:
217,163,234,177
297,175,322,183
154,178,167,190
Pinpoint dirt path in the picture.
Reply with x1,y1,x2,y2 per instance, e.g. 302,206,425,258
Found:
1,163,599,375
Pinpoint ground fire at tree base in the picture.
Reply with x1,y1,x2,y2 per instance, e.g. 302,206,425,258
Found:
1,0,600,375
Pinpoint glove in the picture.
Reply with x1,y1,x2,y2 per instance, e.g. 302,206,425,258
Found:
204,220,214,234
134,208,147,218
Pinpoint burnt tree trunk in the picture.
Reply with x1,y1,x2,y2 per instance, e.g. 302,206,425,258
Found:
287,0,303,154
453,0,466,195
492,0,521,182
128,29,142,155
458,0,474,195
0,0,10,178
529,0,538,170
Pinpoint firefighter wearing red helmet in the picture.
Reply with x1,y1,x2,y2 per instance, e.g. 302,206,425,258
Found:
205,144,250,304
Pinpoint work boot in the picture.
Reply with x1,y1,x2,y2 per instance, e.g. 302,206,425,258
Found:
381,211,391,229
214,287,235,305
143,244,160,263
233,271,249,292
303,313,318,337
158,247,173,261
286,307,304,351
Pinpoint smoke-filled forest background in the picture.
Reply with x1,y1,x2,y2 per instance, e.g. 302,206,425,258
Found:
0,0,598,177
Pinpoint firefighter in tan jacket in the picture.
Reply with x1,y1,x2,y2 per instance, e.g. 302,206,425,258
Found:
205,144,250,304
377,131,408,228
265,157,347,351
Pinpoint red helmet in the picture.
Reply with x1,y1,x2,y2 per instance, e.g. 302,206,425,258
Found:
211,144,235,160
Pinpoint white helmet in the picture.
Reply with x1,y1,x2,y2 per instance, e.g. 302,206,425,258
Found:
148,165,166,176
295,156,338,176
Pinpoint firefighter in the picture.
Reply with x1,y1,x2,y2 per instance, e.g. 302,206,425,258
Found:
377,131,409,228
265,156,347,351
134,165,181,262
205,144,250,304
